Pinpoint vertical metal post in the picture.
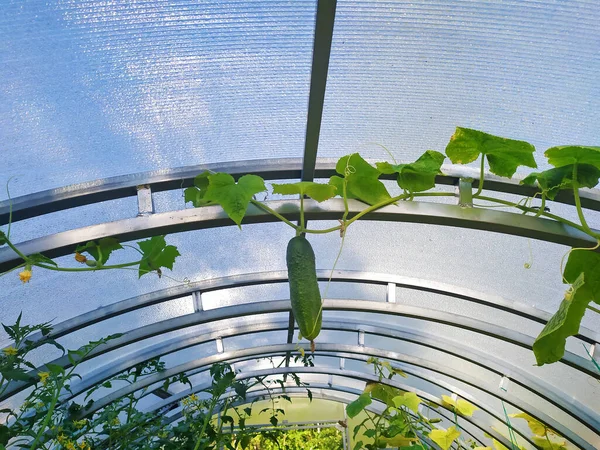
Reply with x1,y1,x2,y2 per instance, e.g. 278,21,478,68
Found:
457,179,473,207
592,343,599,362
386,283,396,303
339,357,345,370
358,330,365,347
136,185,154,216
192,291,204,313
343,407,351,450
216,337,224,353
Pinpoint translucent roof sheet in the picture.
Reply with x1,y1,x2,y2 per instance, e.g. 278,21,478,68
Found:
318,0,600,162
1,1,316,195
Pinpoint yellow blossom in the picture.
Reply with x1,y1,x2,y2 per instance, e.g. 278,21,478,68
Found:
78,441,90,450
111,417,120,426
182,393,198,406
2,346,18,356
57,434,68,444
19,269,32,283
38,371,50,385
74,252,87,264
35,402,45,409
65,441,76,450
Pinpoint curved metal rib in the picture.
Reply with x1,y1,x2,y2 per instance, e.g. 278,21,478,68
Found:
17,270,599,346
2,159,599,224
1,198,597,272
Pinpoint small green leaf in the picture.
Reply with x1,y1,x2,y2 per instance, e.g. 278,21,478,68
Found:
392,391,422,413
378,435,418,447
0,425,8,446
531,435,568,450
445,127,536,178
545,145,600,169
28,253,58,267
272,181,337,202
332,154,391,205
521,164,600,199
204,173,266,227
346,393,372,418
377,150,446,193
563,249,600,305
364,382,406,407
429,426,461,450
3,369,32,382
137,235,180,278
184,172,212,207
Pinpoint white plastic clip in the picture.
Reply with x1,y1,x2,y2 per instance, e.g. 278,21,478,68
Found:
358,330,365,346
216,337,224,353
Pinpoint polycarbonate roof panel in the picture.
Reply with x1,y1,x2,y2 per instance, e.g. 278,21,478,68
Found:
0,1,316,196
318,0,600,164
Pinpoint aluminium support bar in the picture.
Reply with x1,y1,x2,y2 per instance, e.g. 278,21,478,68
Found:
1,199,598,273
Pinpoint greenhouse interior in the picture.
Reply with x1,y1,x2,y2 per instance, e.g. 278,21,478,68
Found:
0,0,599,449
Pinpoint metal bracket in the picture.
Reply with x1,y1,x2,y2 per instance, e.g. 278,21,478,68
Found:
386,283,396,303
192,291,203,313
136,185,154,216
358,330,365,346
591,343,599,361
339,357,345,370
215,337,224,353
499,376,510,392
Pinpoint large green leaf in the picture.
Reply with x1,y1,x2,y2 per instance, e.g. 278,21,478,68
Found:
204,173,266,227
271,181,337,202
545,145,600,169
532,272,589,365
429,426,461,450
137,235,181,278
441,395,478,417
331,154,391,205
445,127,536,178
346,393,372,418
508,413,547,436
377,150,445,193
521,164,600,199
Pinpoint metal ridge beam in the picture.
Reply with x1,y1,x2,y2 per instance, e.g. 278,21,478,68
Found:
1,198,597,273
300,0,337,182
2,159,599,225
18,269,599,346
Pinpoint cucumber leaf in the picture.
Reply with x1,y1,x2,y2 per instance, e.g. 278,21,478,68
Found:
377,150,445,193
531,436,568,450
429,426,461,450
392,391,422,413
521,164,600,199
364,382,406,407
331,154,391,205
445,127,536,178
75,238,122,266
441,395,478,417
184,172,212,207
138,235,180,278
508,412,547,436
532,272,588,365
204,173,266,228
545,145,600,169
346,393,372,418
563,249,600,304
271,181,337,202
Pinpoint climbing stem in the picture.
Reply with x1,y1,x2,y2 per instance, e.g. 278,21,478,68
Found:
474,156,485,197
250,199,299,231
572,165,594,235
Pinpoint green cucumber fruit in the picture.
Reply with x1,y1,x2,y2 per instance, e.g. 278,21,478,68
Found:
286,235,323,349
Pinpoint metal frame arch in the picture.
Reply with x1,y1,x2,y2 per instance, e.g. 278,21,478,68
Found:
1,197,598,272
2,159,599,225
41,316,597,442
16,269,599,346
71,343,594,449
5,298,598,402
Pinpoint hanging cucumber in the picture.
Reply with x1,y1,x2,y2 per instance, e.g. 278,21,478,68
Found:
286,235,323,352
